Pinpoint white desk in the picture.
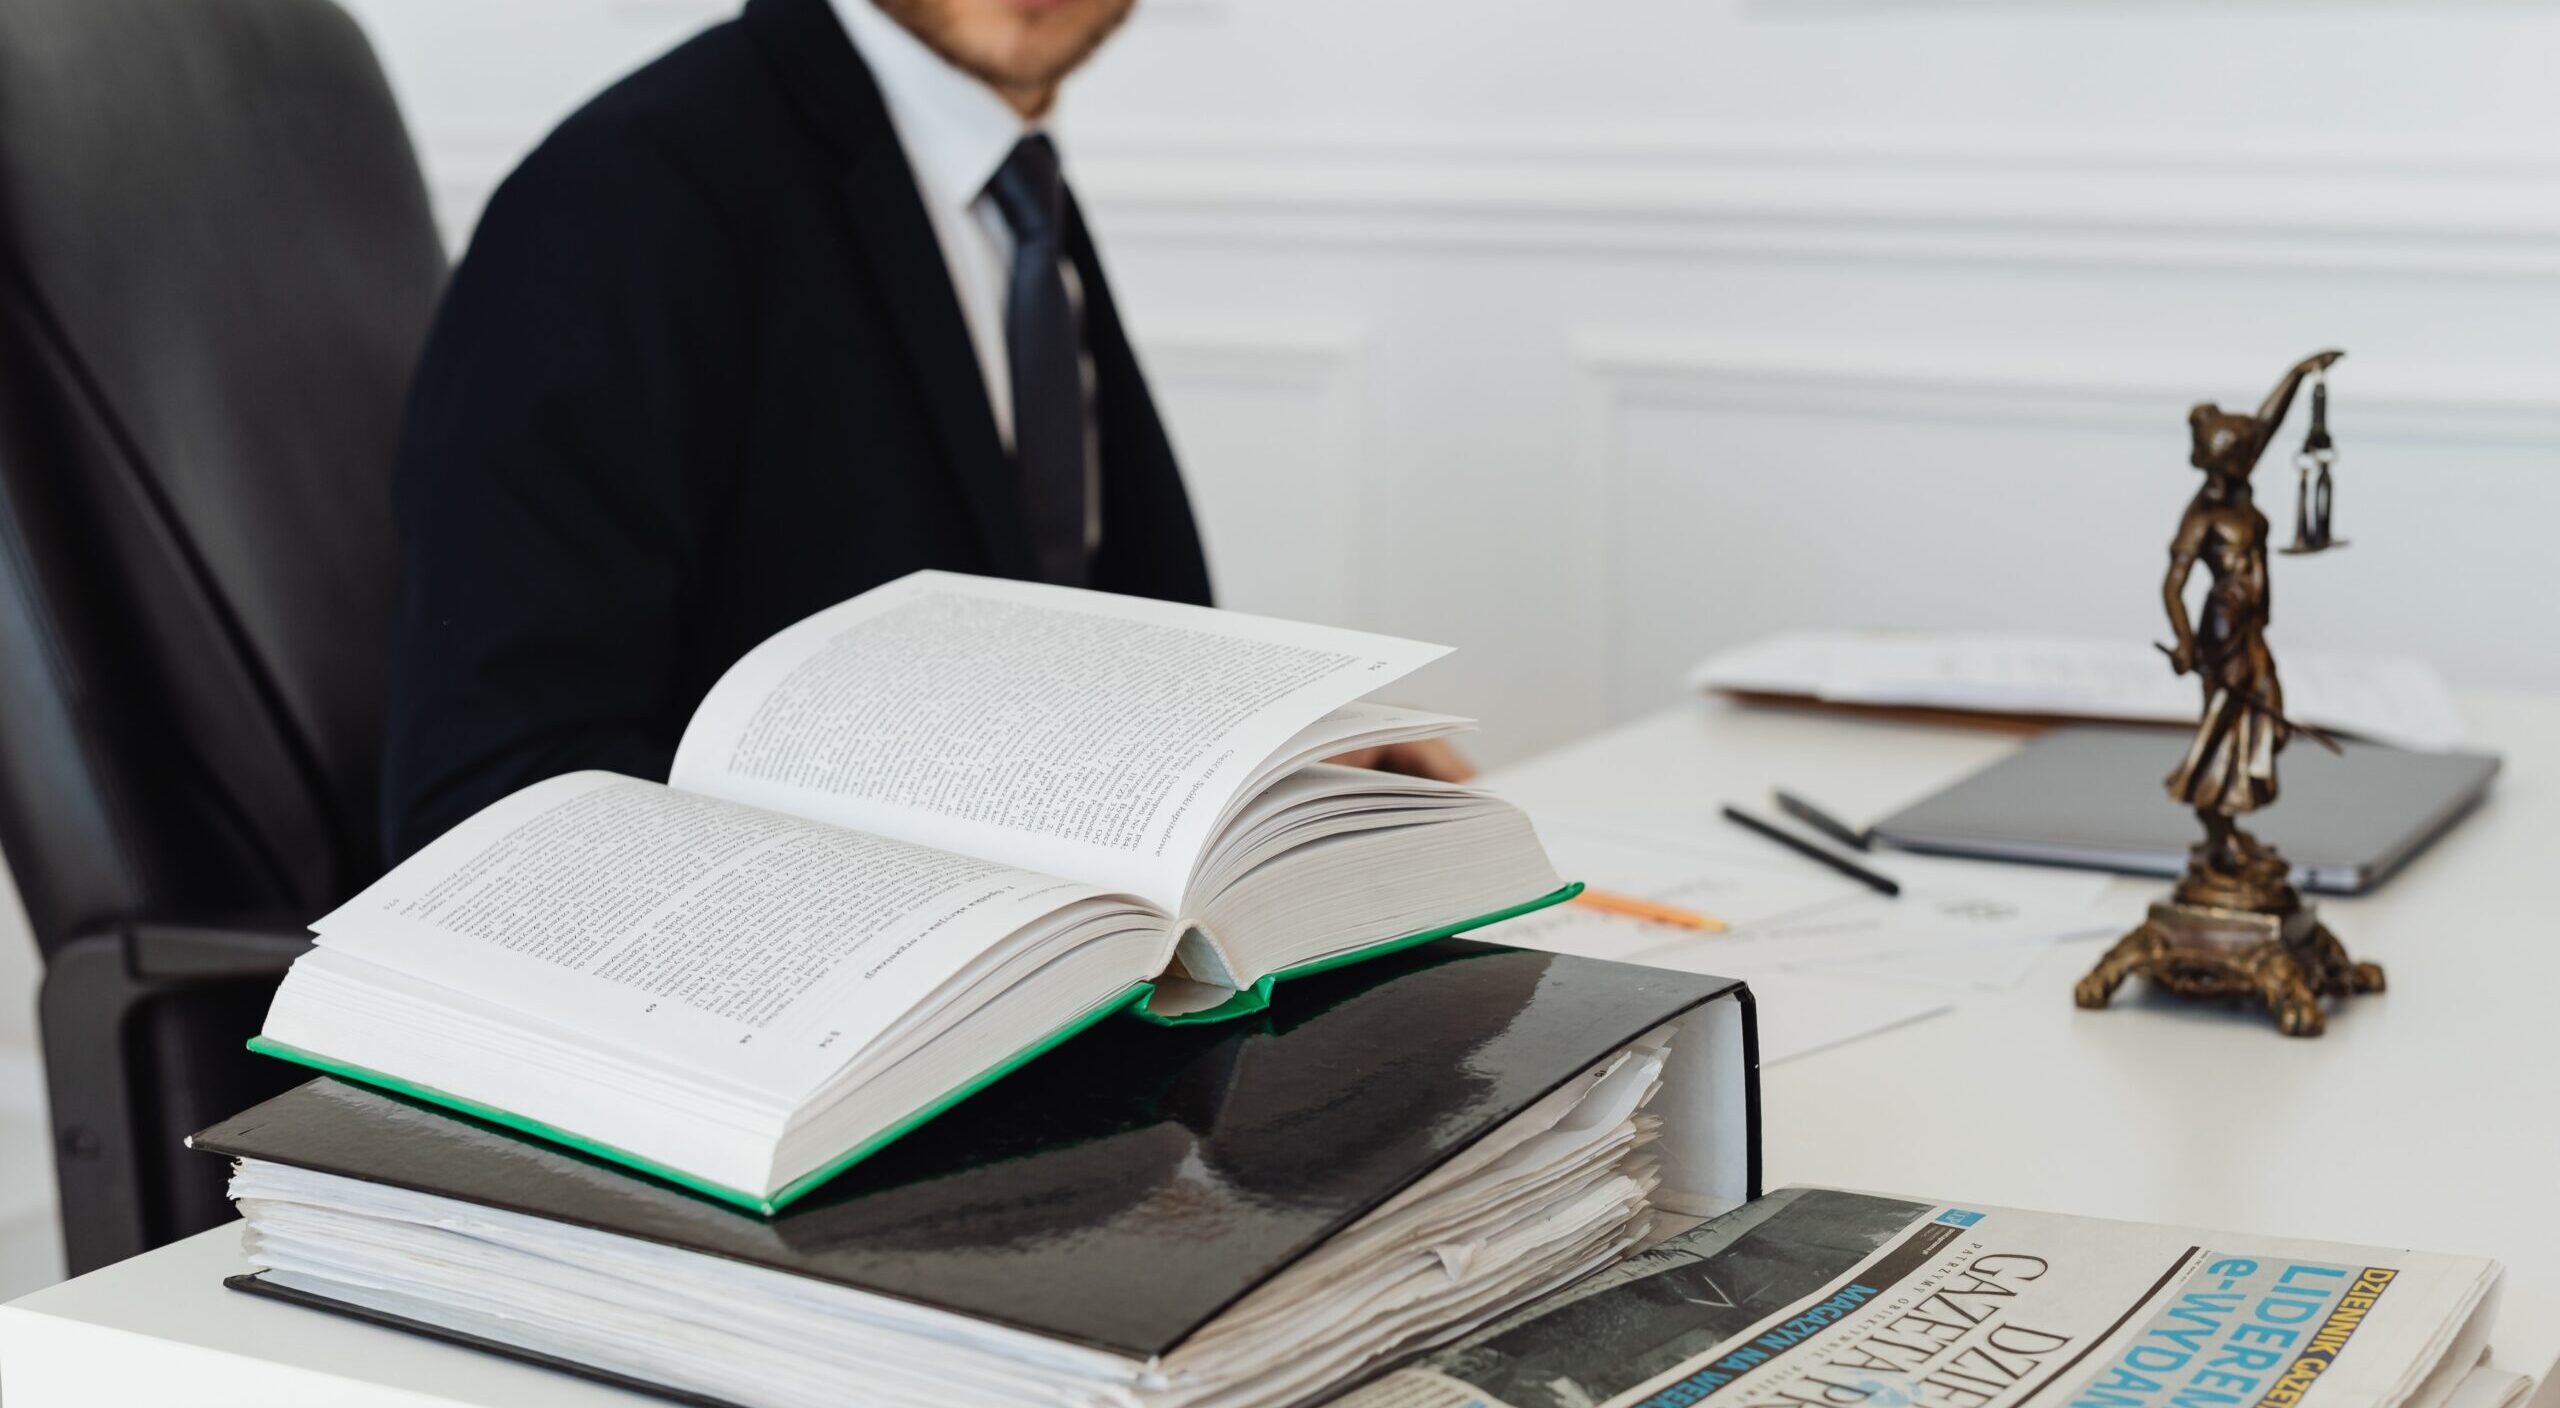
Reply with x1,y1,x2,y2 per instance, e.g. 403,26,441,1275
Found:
1495,691,2560,1392
8,692,2555,1404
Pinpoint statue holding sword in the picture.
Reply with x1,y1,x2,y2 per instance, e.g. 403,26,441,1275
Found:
2075,350,2384,1035
2156,349,2340,875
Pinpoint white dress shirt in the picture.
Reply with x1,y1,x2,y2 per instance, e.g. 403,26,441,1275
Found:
830,0,1035,450
829,0,1102,556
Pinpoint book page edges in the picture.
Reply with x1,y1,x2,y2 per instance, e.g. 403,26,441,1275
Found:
234,885,1588,1206
1128,881,1585,1026
242,979,1155,1217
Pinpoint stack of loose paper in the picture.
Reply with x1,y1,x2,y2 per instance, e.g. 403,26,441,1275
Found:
1500,814,2128,1062
1691,629,2464,752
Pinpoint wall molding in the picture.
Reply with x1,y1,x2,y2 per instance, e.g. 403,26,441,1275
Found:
1071,126,2560,182
1572,338,2560,447
1567,336,2560,712
407,116,2560,277
1128,319,1373,623
1065,127,2560,279
1133,317,1371,393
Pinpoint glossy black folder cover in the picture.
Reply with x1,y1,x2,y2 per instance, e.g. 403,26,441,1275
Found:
198,940,1759,1361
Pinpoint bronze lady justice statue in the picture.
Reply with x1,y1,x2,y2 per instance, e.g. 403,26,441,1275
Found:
2072,350,2385,1036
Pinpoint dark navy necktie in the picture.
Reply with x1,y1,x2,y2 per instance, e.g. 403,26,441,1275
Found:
986,134,1091,588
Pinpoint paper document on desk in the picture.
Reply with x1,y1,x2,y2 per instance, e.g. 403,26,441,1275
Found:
1680,970,1949,1064
1690,629,2465,752
1509,816,2121,993
1734,850,2120,985
1837,931,2087,991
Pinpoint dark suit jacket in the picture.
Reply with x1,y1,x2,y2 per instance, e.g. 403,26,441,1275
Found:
379,0,1213,861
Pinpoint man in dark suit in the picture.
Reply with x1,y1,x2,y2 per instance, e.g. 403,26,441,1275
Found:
381,0,1467,861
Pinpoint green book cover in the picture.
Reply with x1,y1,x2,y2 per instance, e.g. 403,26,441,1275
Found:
245,882,1582,1215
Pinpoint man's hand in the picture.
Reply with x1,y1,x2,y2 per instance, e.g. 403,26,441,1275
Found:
1327,738,1477,784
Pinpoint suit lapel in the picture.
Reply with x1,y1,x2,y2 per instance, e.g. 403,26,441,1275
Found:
839,156,1033,578
1063,191,1215,606
1062,191,1145,493
745,0,1032,579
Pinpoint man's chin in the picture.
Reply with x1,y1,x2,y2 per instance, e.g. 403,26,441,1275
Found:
969,41,1098,89
879,0,1137,98
987,8,1133,82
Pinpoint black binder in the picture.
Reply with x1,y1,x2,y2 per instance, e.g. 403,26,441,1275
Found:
195,940,1759,1400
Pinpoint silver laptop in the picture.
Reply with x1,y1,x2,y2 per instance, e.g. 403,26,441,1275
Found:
1869,724,2500,895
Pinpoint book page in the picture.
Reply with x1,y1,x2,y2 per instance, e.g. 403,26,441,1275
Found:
305,771,1135,1099
668,572,1448,910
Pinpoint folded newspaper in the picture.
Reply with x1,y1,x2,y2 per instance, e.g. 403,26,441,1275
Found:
1337,1187,2525,1408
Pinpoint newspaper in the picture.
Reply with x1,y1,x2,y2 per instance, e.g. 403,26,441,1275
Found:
1336,1188,2508,1408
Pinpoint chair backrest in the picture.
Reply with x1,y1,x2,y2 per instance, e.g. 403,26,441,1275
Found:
0,0,446,952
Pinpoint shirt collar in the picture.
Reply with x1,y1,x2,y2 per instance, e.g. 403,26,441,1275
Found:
828,0,1038,217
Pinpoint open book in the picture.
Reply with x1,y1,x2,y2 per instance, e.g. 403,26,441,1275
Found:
254,573,1571,1212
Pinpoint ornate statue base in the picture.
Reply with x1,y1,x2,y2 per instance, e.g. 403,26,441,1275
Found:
2073,829,2384,1036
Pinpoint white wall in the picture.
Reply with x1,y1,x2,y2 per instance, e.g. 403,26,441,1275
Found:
0,858,61,1296
339,0,2560,763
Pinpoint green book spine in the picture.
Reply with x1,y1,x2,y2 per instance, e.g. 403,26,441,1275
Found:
1126,881,1584,1025
245,979,1152,1216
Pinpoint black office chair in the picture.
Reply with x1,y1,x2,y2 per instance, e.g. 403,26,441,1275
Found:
0,0,445,1274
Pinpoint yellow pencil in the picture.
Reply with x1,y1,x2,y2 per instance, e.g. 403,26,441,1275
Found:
1571,887,1729,933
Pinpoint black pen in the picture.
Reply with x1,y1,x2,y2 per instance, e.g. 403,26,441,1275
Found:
1773,789,1870,852
1720,804,1902,897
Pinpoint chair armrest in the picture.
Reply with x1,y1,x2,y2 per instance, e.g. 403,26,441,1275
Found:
112,917,312,981
46,916,310,987
41,916,311,1028
39,917,312,1273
